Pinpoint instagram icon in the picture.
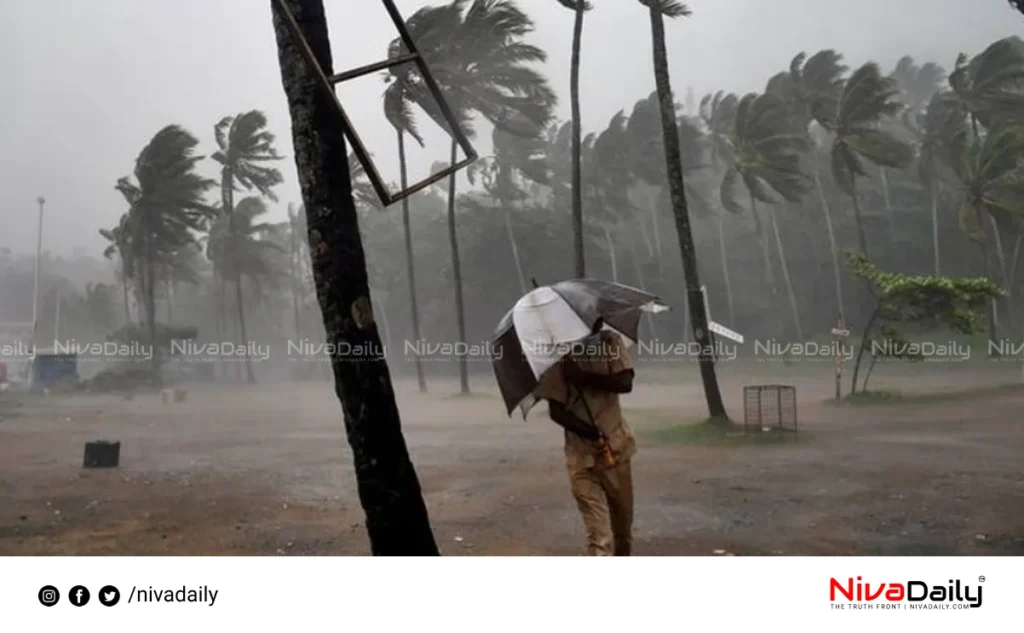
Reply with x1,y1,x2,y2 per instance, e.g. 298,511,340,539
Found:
38,586,60,607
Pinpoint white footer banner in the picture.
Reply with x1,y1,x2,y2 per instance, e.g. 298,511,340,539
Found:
0,557,1017,631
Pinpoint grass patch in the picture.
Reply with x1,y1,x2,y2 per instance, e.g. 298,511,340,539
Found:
832,383,1024,407
640,416,805,447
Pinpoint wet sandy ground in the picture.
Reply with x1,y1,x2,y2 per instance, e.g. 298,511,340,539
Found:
1,364,1023,555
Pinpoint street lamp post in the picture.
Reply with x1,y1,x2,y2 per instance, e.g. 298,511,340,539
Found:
29,196,44,389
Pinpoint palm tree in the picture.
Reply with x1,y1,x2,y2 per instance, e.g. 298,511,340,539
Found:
779,49,848,319
206,197,284,316
827,62,914,257
949,37,1024,135
719,92,811,339
99,213,134,325
211,110,284,384
555,0,591,277
389,0,556,395
116,125,214,374
383,83,428,393
270,0,438,555
638,0,726,420
903,90,964,274
949,124,1024,344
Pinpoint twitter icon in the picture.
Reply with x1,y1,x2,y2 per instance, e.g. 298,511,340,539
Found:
99,585,120,607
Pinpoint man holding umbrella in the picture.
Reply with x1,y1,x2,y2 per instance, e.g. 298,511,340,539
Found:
491,279,666,556
538,317,636,556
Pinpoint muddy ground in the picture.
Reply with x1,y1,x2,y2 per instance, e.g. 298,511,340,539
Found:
1,362,1023,555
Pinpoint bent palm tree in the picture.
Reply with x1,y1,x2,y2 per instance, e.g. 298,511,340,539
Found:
100,213,135,325
116,125,214,374
949,124,1024,346
638,0,727,420
389,0,556,394
211,110,284,384
383,82,429,392
555,0,591,276
720,92,811,339
828,62,914,257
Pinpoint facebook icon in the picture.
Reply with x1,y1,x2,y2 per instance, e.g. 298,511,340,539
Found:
69,586,90,607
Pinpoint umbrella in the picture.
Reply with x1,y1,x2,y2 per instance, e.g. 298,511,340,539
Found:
491,279,669,417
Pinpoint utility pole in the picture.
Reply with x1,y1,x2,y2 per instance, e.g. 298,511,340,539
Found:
29,196,45,389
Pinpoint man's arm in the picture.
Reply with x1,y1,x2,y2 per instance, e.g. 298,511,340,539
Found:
548,400,601,441
563,359,634,393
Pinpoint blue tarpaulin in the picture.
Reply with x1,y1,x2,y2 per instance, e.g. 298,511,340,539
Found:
32,353,79,389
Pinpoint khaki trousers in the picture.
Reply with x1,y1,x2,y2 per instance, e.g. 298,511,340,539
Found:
568,460,634,556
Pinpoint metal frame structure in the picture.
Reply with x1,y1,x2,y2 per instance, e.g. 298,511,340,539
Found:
273,0,477,206
743,384,797,434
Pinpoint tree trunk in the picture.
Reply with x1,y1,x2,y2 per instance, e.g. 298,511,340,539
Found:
121,263,131,325
716,211,736,327
603,225,618,283
397,131,427,393
216,273,227,380
988,212,1011,326
222,170,256,384
165,269,174,325
850,305,880,395
504,207,528,294
288,209,304,342
769,205,803,341
850,178,869,257
626,233,658,341
880,167,895,237
749,192,777,296
647,8,726,420
144,222,158,379
375,296,393,356
270,0,438,555
1008,226,1022,325
447,139,470,394
570,2,585,278
930,178,941,275
979,211,999,348
814,170,845,318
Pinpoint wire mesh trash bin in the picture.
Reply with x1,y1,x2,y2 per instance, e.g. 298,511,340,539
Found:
743,385,797,433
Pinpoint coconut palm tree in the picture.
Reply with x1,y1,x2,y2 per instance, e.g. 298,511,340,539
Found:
638,0,726,420
388,0,556,395
383,82,429,393
827,62,914,257
211,110,284,384
116,125,214,374
903,90,965,274
949,123,1024,344
720,92,812,339
555,0,591,277
270,0,438,555
99,213,135,325
949,36,1024,135
770,49,848,318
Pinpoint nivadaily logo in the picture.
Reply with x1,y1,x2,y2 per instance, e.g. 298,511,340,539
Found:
830,576,983,610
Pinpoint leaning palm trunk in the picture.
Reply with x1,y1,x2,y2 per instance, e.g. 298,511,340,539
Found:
849,179,870,256
716,211,736,327
221,171,255,384
814,171,845,317
396,131,427,392
768,205,803,341
647,6,726,419
880,167,895,236
570,1,585,277
749,194,777,296
504,207,527,293
988,213,1011,326
977,209,999,349
1009,227,1023,326
447,139,470,394
930,179,941,275
144,224,159,378
270,0,439,555
120,264,132,325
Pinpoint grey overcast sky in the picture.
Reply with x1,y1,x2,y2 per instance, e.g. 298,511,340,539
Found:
0,0,1018,257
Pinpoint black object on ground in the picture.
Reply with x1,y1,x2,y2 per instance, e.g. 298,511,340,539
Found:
83,441,120,468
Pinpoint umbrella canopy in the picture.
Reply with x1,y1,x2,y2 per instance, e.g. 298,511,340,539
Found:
491,279,669,417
